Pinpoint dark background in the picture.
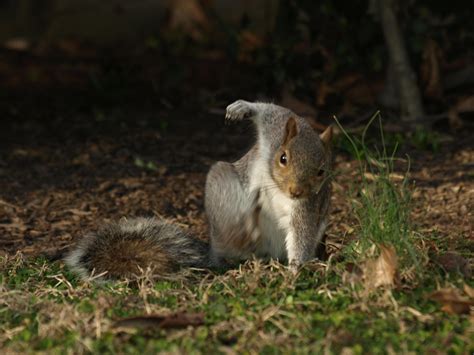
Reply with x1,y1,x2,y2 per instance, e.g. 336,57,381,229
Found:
1,0,473,130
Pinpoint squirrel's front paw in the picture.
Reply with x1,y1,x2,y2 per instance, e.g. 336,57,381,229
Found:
225,100,254,122
288,261,300,275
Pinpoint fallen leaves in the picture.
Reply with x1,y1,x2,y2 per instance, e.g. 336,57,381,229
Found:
0,217,27,232
343,244,399,293
429,286,474,315
362,244,398,291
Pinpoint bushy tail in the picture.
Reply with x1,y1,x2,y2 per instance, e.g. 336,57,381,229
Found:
64,217,210,281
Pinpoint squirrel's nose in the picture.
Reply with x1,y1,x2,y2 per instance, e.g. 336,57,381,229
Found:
289,186,303,198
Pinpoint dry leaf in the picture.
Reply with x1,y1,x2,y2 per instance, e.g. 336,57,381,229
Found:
114,312,205,330
403,306,433,323
463,284,474,298
167,0,210,40
364,172,404,182
429,288,473,315
341,223,355,234
66,209,92,216
4,37,30,51
364,172,377,181
368,157,386,169
388,173,405,182
363,244,398,291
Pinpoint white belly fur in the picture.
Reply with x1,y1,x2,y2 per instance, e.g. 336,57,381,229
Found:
249,153,294,261
256,188,293,260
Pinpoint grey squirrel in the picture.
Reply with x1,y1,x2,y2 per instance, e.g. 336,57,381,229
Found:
65,100,333,280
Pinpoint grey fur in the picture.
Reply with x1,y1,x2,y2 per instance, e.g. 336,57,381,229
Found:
208,100,332,270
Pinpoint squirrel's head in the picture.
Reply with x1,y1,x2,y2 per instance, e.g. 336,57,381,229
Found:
271,117,333,199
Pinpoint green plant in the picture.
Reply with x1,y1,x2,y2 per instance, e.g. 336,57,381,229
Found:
334,113,419,269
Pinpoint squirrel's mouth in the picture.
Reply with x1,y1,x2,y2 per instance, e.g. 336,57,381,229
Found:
288,186,309,199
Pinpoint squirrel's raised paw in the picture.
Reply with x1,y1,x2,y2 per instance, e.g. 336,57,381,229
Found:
225,100,255,122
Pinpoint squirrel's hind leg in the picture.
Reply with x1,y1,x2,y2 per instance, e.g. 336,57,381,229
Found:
205,161,260,266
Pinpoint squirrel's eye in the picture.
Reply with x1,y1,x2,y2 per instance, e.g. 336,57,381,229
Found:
317,169,324,177
279,153,288,166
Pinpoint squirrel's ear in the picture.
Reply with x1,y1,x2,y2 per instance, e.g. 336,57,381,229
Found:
319,125,333,145
283,117,298,145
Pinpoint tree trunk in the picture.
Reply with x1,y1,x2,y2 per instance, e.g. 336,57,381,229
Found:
375,0,425,126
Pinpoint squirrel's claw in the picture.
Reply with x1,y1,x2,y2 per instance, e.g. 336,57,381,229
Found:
225,100,254,122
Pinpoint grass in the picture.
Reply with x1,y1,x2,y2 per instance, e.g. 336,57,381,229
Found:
334,113,419,269
0,256,471,353
1,121,472,354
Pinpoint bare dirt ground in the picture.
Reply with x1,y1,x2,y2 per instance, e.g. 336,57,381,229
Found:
0,96,472,261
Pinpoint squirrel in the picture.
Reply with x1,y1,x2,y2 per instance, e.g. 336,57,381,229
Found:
64,100,333,280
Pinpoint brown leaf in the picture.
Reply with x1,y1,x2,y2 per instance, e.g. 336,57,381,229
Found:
66,208,92,216
113,312,205,330
363,244,398,291
363,172,404,182
429,288,473,315
464,284,474,298
4,37,30,51
167,0,210,41
341,223,355,234
363,172,377,181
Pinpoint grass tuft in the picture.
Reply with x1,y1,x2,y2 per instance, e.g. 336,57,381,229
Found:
334,113,420,271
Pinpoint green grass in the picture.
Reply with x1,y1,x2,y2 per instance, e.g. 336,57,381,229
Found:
0,256,471,353
334,113,419,269
1,121,472,353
